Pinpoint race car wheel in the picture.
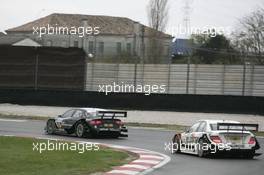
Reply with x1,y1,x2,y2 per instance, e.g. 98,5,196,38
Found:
243,151,255,159
75,122,85,138
173,135,181,153
111,133,120,139
47,120,56,135
198,139,206,157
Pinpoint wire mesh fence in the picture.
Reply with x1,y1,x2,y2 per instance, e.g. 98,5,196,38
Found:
0,46,86,90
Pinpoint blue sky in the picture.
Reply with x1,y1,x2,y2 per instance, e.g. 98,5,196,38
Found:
0,0,263,37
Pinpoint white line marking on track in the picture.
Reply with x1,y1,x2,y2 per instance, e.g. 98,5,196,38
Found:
2,135,15,137
0,119,27,122
122,164,149,170
107,170,139,175
140,155,164,160
133,160,160,164
131,150,153,154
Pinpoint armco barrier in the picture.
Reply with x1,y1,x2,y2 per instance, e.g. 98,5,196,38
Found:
0,89,263,115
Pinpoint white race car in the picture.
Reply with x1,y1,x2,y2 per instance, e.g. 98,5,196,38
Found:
172,120,261,159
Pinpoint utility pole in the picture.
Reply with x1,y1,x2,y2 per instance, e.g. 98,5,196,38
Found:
183,0,193,93
141,25,145,86
182,0,193,38
141,25,145,64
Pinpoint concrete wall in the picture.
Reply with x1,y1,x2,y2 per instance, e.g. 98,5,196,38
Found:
85,63,264,97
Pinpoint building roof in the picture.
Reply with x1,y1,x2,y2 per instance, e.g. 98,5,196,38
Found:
6,13,172,38
172,38,193,55
0,35,41,46
0,35,26,45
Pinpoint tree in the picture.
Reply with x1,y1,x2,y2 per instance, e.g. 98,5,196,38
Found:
190,33,210,46
147,0,169,32
233,7,264,64
193,34,236,64
146,0,169,63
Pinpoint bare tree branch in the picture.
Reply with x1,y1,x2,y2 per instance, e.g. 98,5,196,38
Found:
233,6,264,64
146,0,169,63
147,0,169,32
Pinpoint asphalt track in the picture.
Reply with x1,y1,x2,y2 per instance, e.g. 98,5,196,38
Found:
0,119,263,175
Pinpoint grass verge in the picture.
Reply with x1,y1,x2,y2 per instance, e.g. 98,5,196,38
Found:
0,136,133,175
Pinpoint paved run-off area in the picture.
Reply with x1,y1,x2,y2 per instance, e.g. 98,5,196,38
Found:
0,103,263,131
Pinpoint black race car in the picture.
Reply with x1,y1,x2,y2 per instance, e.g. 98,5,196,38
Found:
45,108,128,138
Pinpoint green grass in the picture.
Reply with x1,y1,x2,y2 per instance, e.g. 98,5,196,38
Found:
0,136,132,175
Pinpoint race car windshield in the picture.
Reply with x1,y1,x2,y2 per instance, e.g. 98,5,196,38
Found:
210,124,218,131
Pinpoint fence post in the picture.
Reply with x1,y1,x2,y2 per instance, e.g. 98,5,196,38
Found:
116,62,120,84
249,64,255,96
90,62,94,91
83,59,88,91
242,56,247,96
193,64,197,94
167,61,171,94
34,48,39,90
134,60,138,87
221,65,226,95
186,56,191,94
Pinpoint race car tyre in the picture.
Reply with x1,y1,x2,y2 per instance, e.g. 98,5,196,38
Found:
172,135,181,153
243,151,255,159
75,122,85,138
86,127,95,138
47,120,56,135
198,139,206,158
111,133,120,139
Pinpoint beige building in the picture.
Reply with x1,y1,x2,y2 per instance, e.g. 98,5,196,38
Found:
5,13,172,63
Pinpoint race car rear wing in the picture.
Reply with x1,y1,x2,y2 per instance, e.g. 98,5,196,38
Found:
217,123,259,132
97,111,127,119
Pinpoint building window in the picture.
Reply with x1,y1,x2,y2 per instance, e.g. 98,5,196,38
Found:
73,40,78,47
116,42,122,54
98,42,104,55
89,41,94,53
126,43,131,55
46,40,52,46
